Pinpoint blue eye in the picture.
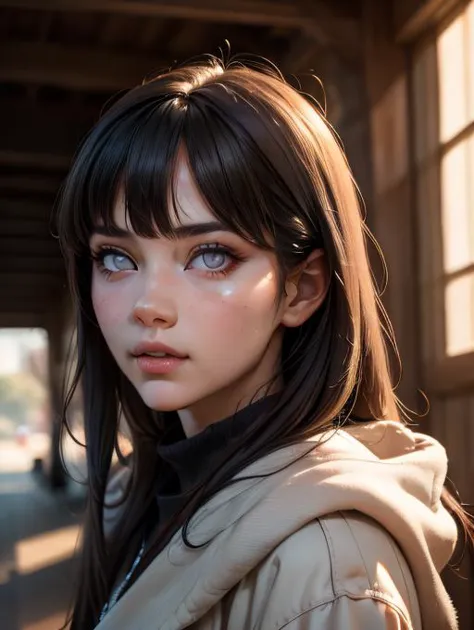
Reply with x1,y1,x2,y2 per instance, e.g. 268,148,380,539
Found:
102,252,134,271
93,248,136,274
192,250,228,271
185,244,244,277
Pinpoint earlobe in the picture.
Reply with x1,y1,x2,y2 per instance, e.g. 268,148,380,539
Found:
281,249,328,328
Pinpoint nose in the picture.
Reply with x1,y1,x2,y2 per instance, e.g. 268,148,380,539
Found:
132,277,177,329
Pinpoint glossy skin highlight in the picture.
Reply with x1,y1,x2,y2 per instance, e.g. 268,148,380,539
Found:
90,158,289,436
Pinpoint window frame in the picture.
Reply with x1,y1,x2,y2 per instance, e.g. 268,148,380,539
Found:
412,1,474,394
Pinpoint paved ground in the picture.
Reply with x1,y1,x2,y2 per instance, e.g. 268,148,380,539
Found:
0,441,85,630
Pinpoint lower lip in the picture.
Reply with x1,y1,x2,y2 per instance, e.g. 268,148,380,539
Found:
136,355,187,374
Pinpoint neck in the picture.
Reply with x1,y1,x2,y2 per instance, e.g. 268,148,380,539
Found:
177,329,284,437
177,377,283,438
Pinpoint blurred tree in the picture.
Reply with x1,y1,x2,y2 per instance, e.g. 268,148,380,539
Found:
0,371,48,429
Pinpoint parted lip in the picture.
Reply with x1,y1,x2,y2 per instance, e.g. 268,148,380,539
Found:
131,341,187,358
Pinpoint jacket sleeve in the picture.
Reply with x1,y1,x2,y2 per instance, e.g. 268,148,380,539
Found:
279,595,410,630
243,514,420,630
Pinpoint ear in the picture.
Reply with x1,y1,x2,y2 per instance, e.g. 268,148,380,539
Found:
281,249,329,328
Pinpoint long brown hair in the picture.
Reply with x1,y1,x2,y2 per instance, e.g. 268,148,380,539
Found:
56,57,471,628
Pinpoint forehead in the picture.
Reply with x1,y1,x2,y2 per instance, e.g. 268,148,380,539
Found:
113,156,215,230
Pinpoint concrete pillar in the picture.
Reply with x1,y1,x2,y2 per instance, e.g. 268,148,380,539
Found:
46,324,67,488
44,295,72,489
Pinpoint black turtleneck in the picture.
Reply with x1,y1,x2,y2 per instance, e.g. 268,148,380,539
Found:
110,394,370,608
153,394,278,524
108,394,279,610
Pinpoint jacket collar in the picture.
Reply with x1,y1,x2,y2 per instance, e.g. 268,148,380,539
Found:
96,423,457,630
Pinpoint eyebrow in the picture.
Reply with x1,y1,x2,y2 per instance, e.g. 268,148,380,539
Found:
91,221,235,240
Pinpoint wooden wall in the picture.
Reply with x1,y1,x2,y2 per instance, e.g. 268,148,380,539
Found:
431,395,474,630
362,0,474,627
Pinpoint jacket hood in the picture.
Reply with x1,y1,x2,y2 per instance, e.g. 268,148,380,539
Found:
337,420,457,572
98,421,458,630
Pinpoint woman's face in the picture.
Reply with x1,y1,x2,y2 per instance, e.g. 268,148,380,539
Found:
90,158,287,434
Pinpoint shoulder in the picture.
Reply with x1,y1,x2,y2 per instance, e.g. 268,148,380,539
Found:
232,511,421,630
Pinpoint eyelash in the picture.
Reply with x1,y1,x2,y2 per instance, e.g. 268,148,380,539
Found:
90,243,245,279
90,247,129,278
186,243,245,277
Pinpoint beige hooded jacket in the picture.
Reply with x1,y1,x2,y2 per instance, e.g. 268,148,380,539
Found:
98,421,459,630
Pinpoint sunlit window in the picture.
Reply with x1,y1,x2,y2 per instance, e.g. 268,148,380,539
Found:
437,1,474,356
445,274,474,355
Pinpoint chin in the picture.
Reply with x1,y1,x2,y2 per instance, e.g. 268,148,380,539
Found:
137,380,195,412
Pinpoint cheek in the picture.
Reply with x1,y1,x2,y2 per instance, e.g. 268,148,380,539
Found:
91,279,129,331
191,269,280,338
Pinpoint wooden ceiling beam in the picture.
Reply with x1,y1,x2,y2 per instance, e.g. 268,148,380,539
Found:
0,199,55,222
0,299,56,313
0,100,96,169
282,35,328,75
303,3,361,55
0,270,64,290
0,293,56,305
0,257,65,273
0,277,59,286
101,13,129,46
0,41,165,92
168,22,206,57
0,218,56,237
0,150,71,171
0,174,62,196
282,21,361,73
0,313,48,328
0,237,60,257
1,283,57,294
0,0,313,29
139,19,167,50
0,282,63,300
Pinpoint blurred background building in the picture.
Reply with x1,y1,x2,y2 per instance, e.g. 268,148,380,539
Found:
0,0,473,628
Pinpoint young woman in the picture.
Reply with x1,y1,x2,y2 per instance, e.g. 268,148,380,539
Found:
57,57,468,630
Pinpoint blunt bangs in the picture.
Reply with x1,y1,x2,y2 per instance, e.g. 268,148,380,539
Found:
58,94,186,256
57,64,323,266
